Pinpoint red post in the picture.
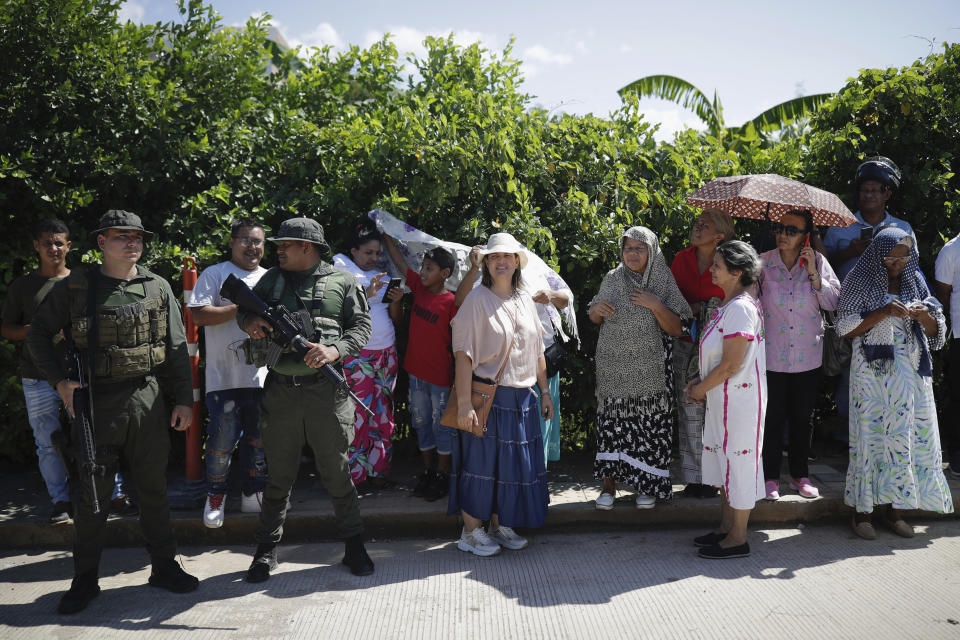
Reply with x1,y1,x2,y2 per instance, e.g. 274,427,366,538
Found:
182,257,203,482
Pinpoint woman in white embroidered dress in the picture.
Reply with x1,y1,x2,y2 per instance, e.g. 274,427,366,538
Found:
685,240,766,559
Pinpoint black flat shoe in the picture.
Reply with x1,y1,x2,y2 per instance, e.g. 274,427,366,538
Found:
698,542,750,559
693,531,727,547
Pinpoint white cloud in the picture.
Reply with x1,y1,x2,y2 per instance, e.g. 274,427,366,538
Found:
364,26,496,60
575,40,589,54
619,43,633,54
289,22,345,50
522,44,573,66
117,0,145,24
639,106,705,142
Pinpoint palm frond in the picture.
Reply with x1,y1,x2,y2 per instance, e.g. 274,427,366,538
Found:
747,93,833,133
618,75,722,133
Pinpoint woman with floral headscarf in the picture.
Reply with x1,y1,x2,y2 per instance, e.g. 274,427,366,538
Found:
838,227,954,539
588,227,692,510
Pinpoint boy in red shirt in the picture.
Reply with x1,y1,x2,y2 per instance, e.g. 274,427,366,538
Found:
383,235,459,501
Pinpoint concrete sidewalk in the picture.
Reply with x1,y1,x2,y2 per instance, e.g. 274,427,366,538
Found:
2,450,957,549
3,523,960,639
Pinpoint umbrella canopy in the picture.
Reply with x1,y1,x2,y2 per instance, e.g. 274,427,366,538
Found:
686,173,856,227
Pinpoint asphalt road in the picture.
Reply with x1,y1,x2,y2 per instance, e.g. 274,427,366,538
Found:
2,520,959,639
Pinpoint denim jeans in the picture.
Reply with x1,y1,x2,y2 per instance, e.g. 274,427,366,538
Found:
408,374,453,454
22,378,125,504
204,388,266,495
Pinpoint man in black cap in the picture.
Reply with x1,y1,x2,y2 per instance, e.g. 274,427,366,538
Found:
237,216,374,582
27,210,199,614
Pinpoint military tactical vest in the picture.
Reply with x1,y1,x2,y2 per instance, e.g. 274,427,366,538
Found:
243,267,347,367
67,269,168,379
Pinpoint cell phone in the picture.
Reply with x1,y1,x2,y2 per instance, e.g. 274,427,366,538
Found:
381,278,402,302
859,226,874,242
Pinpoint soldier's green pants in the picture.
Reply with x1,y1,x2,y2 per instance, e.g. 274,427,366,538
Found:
255,375,363,543
73,376,177,575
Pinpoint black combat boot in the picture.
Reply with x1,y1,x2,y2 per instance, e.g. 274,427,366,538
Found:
148,557,200,593
342,534,374,576
57,570,100,615
245,543,278,583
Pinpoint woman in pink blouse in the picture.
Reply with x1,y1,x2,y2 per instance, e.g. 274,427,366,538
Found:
448,233,553,557
757,210,840,500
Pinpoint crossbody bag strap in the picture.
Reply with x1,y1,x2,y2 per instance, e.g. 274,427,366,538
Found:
492,334,515,385
492,303,520,384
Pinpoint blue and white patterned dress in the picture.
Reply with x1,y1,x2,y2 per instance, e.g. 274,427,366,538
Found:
842,300,954,514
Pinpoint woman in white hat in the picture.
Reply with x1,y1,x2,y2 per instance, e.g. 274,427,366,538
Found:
448,233,553,556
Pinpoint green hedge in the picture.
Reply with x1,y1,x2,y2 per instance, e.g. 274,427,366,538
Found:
1,0,956,463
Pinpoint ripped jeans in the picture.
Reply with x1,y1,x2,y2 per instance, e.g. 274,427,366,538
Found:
204,388,266,496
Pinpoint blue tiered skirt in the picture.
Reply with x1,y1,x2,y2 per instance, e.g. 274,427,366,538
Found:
447,386,550,528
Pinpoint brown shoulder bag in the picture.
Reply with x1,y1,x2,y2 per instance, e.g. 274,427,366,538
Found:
439,336,514,438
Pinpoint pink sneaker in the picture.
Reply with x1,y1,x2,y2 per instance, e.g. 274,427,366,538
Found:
764,480,780,501
789,477,820,499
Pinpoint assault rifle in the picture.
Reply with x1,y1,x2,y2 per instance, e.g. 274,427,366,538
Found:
220,273,375,418
65,343,107,514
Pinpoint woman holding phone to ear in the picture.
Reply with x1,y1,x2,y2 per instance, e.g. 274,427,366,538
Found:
333,217,403,487
757,209,841,501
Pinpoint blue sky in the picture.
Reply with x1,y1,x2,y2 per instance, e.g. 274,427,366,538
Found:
121,1,960,139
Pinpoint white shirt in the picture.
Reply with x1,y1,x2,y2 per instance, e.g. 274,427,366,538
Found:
188,261,268,393
935,234,960,339
332,254,396,351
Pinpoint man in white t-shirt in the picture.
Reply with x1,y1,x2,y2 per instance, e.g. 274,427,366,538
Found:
934,236,960,477
188,219,269,527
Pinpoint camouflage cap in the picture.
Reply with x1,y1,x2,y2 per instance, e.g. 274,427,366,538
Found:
91,209,154,239
268,217,330,252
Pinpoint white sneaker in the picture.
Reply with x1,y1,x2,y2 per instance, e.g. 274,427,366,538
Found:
241,491,263,513
488,525,528,550
457,527,501,556
595,492,615,510
203,493,226,528
635,494,655,509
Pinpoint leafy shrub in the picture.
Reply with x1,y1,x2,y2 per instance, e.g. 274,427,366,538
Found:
1,0,955,463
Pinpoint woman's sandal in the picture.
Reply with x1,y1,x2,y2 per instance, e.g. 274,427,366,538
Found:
882,516,915,538
851,516,876,540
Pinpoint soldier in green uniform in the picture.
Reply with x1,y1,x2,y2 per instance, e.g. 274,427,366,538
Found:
26,210,199,614
237,217,375,582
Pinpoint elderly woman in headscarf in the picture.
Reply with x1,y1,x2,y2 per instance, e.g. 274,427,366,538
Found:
588,226,692,510
838,227,954,540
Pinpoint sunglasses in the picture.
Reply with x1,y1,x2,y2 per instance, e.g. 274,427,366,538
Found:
770,222,807,237
882,256,909,265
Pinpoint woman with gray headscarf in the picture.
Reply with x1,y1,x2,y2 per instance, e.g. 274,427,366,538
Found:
588,226,692,510
838,227,953,540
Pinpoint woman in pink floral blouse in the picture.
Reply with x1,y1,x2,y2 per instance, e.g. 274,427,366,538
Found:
757,210,840,501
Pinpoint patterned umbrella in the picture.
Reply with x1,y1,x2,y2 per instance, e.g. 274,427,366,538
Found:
686,173,856,227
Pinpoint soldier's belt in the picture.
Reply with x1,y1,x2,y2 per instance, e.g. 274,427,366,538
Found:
92,374,151,388
267,371,322,387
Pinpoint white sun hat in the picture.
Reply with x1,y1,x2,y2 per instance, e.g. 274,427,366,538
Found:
476,232,529,269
